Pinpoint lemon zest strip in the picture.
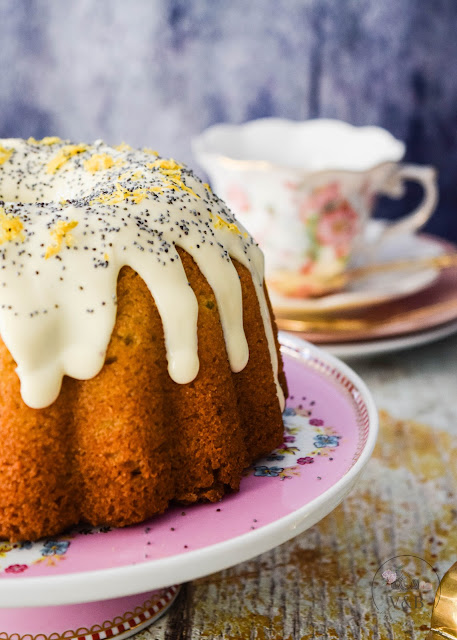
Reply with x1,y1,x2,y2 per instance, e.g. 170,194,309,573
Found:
46,144,88,174
45,220,78,259
0,208,25,244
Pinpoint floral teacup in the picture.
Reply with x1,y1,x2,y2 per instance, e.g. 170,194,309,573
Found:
193,118,438,298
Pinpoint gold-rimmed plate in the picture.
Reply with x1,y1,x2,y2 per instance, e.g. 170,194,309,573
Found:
276,237,457,357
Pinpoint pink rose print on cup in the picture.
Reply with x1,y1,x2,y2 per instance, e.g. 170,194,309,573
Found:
298,182,341,221
316,203,360,257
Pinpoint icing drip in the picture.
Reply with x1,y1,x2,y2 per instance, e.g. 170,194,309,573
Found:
0,138,285,410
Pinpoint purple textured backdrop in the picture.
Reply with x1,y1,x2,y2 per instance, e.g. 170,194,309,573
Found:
0,0,456,240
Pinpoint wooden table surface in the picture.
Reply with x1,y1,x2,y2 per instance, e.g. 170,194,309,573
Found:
137,333,457,640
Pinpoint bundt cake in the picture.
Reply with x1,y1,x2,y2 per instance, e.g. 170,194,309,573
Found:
0,137,287,542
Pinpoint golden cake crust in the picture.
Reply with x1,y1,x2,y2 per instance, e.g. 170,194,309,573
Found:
0,249,286,541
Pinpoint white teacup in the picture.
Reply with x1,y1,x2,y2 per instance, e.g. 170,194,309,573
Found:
193,118,438,298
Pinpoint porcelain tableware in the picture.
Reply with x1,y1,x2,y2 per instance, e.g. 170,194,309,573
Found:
193,118,438,298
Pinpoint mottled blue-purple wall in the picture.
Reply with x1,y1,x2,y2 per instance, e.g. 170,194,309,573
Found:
1,0,456,240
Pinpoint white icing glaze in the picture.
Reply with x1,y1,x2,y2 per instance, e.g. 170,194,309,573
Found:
0,138,284,410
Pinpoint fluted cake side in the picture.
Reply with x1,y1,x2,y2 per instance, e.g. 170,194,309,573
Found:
0,138,287,541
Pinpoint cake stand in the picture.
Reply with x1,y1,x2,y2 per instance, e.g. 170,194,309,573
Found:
0,334,378,639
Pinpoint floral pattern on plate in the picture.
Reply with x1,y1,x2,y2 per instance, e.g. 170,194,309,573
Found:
0,526,115,575
0,538,73,575
250,405,342,481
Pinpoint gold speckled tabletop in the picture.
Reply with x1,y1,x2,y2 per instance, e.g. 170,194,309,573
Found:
137,334,457,640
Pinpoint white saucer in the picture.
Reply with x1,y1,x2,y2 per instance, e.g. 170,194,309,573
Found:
323,319,457,359
270,220,443,314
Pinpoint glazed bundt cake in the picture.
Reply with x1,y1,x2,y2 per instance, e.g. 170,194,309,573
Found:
0,137,287,542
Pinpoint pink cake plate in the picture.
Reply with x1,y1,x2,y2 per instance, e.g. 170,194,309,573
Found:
0,334,378,639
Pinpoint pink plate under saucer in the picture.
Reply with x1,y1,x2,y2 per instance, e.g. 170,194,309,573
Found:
0,334,377,637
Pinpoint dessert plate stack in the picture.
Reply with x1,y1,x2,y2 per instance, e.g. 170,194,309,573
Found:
272,221,457,358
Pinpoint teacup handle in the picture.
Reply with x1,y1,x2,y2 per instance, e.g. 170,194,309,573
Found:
376,163,438,239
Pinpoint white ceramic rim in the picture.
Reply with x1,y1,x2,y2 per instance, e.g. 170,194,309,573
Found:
324,318,457,359
192,117,405,176
0,334,378,608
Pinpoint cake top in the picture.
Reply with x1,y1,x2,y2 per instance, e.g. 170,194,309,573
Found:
0,137,284,410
